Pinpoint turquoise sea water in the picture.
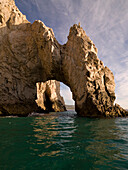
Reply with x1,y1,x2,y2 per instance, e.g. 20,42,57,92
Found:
0,111,128,170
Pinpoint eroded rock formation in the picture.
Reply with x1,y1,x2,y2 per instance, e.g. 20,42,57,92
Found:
0,0,127,117
0,0,66,115
36,80,66,112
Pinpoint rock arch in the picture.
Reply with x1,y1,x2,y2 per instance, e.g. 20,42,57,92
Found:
0,0,127,117
31,21,125,117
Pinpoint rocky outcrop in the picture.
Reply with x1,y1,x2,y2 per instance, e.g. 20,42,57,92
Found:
0,0,66,115
36,80,66,112
0,0,127,117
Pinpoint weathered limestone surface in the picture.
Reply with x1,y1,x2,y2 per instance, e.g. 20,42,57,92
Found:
0,0,66,115
36,80,66,112
0,0,127,117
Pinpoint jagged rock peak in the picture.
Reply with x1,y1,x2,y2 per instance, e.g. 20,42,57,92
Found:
68,24,98,55
0,0,28,29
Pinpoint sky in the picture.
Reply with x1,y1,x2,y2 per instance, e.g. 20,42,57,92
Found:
15,0,128,108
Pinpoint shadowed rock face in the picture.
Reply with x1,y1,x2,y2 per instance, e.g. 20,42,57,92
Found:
36,80,66,112
0,0,66,115
0,0,127,117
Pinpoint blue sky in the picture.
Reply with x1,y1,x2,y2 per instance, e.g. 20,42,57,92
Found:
15,0,128,108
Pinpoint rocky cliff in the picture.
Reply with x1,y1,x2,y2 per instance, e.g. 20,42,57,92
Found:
0,0,66,115
0,0,127,117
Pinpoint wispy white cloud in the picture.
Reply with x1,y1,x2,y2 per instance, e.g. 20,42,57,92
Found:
15,0,128,108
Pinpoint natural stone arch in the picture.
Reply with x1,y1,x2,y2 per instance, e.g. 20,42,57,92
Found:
31,21,116,117
0,0,127,117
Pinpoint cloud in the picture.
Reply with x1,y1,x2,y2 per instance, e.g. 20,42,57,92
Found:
15,0,128,108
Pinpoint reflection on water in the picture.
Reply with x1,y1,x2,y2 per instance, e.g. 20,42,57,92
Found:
27,112,128,169
0,111,128,169
30,112,77,157
76,119,124,167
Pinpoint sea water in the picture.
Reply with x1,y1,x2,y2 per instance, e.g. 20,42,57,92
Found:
0,111,128,170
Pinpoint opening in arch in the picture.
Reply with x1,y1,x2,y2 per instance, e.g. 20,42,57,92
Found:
36,80,74,113
60,82,75,110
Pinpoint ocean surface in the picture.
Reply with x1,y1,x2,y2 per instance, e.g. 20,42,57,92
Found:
0,111,128,170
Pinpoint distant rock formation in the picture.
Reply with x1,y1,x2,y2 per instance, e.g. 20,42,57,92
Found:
36,80,66,112
0,0,127,117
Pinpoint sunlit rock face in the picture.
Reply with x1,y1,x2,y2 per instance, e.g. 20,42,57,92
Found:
36,80,66,112
0,0,127,117
0,0,66,115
